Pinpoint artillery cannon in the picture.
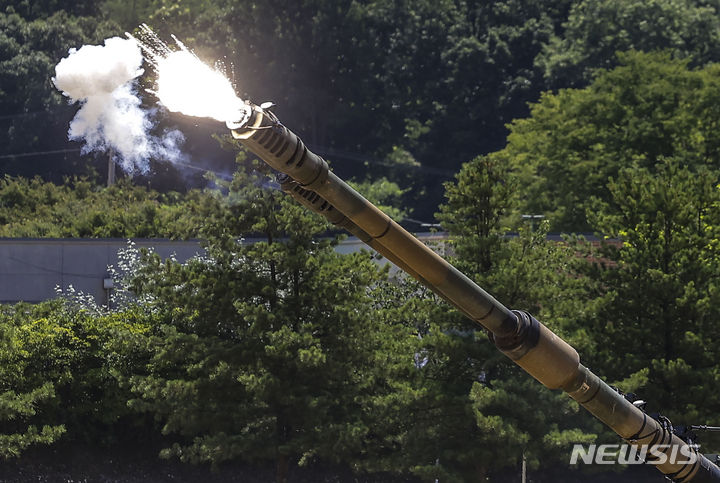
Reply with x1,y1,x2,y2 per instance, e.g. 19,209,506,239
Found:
226,102,720,482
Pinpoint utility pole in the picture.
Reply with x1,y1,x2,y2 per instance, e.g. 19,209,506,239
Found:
107,151,116,187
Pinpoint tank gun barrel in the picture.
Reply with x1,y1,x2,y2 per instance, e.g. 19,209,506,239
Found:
227,102,720,482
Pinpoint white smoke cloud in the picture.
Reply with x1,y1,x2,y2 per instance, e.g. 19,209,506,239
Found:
52,37,184,174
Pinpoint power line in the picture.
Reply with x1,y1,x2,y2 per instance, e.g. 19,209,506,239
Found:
0,110,62,121
309,144,456,177
0,110,456,176
177,162,233,180
1,144,455,179
0,146,234,180
17,146,454,180
0,148,81,159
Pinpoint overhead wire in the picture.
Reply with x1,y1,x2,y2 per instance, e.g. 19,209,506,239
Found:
0,146,234,181
0,144,454,177
1,108,455,177
309,144,456,177
0,148,81,159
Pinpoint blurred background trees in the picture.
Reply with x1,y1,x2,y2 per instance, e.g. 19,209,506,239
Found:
4,0,720,481
7,0,720,223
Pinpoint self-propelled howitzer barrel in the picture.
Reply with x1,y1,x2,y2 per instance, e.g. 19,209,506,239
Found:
227,103,720,482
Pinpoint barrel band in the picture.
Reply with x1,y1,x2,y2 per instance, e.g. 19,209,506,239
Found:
493,310,540,359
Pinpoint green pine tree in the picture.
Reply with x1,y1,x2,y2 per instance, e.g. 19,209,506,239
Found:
119,162,419,482
427,154,598,480
585,157,720,443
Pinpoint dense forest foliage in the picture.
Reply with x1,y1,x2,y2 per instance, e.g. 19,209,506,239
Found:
7,0,720,221
4,0,720,482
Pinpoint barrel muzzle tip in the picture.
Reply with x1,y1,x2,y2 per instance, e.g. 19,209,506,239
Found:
225,104,253,132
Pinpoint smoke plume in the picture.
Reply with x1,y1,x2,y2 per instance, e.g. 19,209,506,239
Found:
53,37,184,174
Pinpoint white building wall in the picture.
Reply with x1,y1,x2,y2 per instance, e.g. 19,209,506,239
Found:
0,233,446,304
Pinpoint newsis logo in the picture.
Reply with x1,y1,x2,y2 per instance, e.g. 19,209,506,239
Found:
570,444,698,466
